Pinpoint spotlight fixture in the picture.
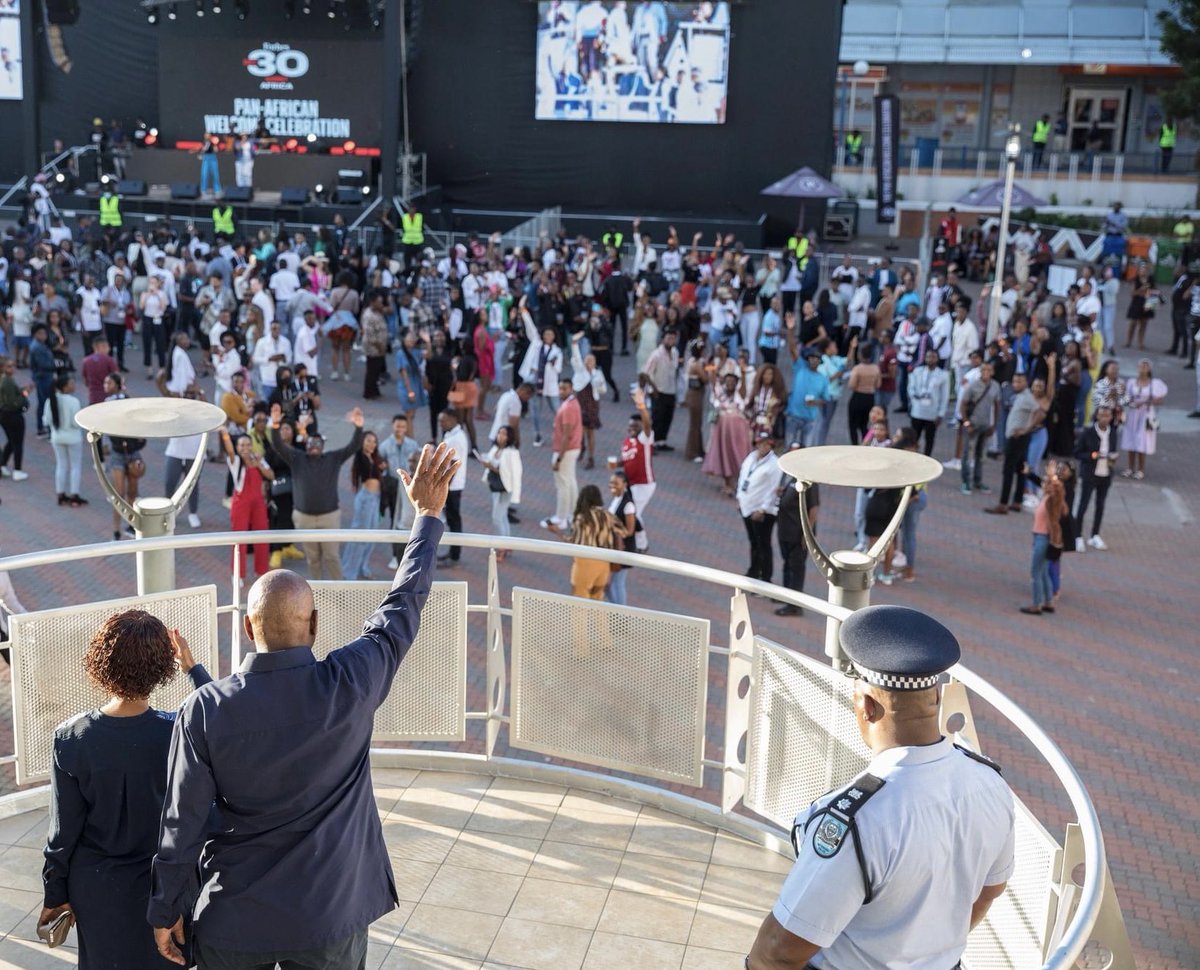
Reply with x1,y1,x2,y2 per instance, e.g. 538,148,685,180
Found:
168,2,178,17
301,0,311,12
100,174,111,185
211,0,222,13
194,0,204,15
283,0,294,17
314,182,324,194
305,132,317,143
54,172,66,184
327,0,337,17
370,1,381,28
235,0,247,18
284,137,299,151
342,139,356,153
147,7,158,23
361,185,370,196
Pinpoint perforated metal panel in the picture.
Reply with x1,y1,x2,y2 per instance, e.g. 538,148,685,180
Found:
963,798,1059,970
745,637,871,827
309,581,467,742
10,586,219,785
510,588,709,786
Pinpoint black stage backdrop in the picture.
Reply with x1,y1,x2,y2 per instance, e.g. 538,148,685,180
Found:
408,0,843,217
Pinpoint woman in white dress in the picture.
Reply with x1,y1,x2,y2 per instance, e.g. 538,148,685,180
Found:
1119,358,1167,480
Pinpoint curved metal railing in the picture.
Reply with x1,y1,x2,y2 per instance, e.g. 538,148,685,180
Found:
0,528,1117,969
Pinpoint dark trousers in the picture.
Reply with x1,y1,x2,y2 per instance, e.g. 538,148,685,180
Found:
741,513,776,582
1161,147,1174,173
847,391,874,445
594,348,617,401
195,928,367,970
444,488,463,560
961,429,989,487
1189,316,1200,366
651,392,676,444
142,320,168,369
104,321,127,369
778,537,807,595
81,330,100,356
1032,142,1045,167
1075,475,1111,538
1171,307,1190,356
363,355,385,399
34,373,54,433
911,417,938,456
896,365,910,410
999,433,1029,505
612,307,629,352
759,347,778,366
0,410,25,470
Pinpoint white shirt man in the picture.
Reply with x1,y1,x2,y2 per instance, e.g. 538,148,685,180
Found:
735,443,781,520
847,282,873,334
269,266,301,316
250,280,275,329
438,247,469,280
907,353,950,423
149,259,179,310
489,385,528,445
1075,283,1101,324
293,313,321,378
923,279,946,322
275,248,301,275
928,307,954,364
462,269,486,312
253,324,292,397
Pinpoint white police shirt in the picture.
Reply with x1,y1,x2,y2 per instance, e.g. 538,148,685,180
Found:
772,738,1015,970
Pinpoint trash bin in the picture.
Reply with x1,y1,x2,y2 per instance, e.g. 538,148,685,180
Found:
916,137,939,168
1155,238,1182,284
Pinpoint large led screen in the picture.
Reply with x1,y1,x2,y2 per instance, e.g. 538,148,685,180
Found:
0,5,21,102
535,1,729,124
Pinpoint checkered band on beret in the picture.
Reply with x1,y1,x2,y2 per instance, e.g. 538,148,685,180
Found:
850,663,942,692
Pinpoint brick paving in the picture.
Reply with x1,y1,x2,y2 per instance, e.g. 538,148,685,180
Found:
1,281,1198,968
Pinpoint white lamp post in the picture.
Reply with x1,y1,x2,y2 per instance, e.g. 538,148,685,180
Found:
76,398,226,595
987,125,1022,338
777,446,943,671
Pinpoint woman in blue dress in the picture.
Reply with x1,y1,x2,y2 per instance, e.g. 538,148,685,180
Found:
395,328,429,425
40,610,211,969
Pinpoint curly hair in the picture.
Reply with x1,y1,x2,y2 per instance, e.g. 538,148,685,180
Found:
83,610,176,700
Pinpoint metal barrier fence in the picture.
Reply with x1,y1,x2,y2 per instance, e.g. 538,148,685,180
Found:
0,527,1131,969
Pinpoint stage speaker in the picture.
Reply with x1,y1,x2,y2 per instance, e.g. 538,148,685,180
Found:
117,179,147,196
334,187,367,205
170,182,200,200
280,186,309,205
224,186,253,203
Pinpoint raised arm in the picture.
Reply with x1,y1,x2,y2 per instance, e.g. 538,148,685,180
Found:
325,411,366,464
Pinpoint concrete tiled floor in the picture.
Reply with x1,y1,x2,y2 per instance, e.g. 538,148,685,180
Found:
0,768,776,970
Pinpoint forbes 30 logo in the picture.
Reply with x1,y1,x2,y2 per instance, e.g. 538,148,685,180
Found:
243,43,310,91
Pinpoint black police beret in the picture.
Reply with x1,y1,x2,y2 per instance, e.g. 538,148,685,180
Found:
839,605,961,691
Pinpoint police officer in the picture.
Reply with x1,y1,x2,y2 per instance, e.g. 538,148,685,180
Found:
1031,113,1051,168
748,605,1015,970
1159,118,1176,173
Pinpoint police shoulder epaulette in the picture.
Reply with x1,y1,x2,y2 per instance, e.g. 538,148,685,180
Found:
954,743,1002,774
792,773,886,903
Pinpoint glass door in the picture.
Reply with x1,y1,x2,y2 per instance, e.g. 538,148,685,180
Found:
1068,88,1127,153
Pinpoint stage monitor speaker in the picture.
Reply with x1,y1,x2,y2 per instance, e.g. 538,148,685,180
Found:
280,186,309,205
170,182,199,200
336,168,367,188
117,179,147,196
223,186,253,203
334,187,367,205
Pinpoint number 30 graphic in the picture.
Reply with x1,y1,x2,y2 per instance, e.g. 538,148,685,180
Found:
245,49,310,78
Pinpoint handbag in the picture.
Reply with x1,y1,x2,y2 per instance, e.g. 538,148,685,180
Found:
486,468,506,493
270,473,293,497
1146,414,1160,432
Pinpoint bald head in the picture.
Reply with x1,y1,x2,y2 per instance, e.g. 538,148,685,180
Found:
244,570,317,652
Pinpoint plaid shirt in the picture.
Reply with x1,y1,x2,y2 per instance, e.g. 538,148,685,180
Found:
419,272,449,314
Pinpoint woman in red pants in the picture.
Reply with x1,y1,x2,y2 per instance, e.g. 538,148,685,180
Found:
220,429,275,583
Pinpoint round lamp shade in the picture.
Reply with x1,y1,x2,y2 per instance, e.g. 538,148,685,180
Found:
778,446,943,490
75,398,227,439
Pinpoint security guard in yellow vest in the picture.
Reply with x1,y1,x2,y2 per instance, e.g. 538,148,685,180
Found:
401,208,424,268
845,131,863,165
1160,120,1177,173
1174,216,1195,266
98,191,122,228
786,232,810,271
1031,114,1050,168
212,205,235,238
601,227,624,252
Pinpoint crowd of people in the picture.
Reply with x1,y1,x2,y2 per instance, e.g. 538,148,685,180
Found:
0,207,1184,619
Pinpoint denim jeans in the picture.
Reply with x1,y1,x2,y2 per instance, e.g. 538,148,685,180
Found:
816,398,839,446
606,567,628,605
1024,427,1048,496
785,415,818,448
340,487,381,580
531,394,559,441
874,388,894,411
901,489,927,568
52,441,82,495
1031,532,1051,607
491,491,511,538
199,154,221,195
165,455,201,514
961,429,989,487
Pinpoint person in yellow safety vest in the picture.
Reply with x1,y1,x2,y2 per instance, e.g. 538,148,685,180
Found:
786,232,810,271
1159,119,1177,174
212,205,235,238
1174,216,1195,266
98,191,122,229
845,130,863,165
601,227,624,252
1031,114,1050,168
400,208,424,268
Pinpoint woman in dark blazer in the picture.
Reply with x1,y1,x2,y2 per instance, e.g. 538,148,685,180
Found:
40,610,211,969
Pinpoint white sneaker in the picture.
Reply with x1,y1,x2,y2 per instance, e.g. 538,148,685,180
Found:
1075,537,1086,553
0,466,8,478
1022,493,1040,510
942,458,961,470
187,513,202,529
11,470,28,481
1088,535,1107,551
344,373,353,381
853,541,867,553
387,557,399,570
330,370,339,380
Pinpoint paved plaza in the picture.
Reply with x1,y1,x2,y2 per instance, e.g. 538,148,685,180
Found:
0,287,1198,968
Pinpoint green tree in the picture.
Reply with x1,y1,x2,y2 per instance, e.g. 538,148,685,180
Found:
1159,0,1200,123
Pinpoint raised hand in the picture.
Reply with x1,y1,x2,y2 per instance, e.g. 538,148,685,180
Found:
169,628,196,673
400,442,461,518
347,407,364,428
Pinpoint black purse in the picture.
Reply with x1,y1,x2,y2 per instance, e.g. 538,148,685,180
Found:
270,473,292,497
487,468,506,493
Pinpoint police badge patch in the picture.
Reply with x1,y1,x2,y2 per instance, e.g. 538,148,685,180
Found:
812,813,849,857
